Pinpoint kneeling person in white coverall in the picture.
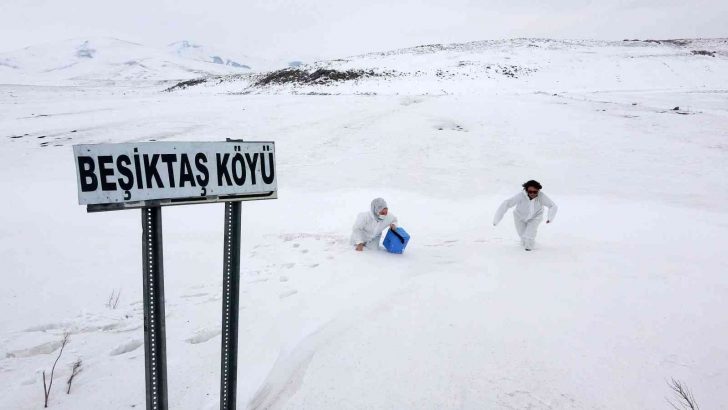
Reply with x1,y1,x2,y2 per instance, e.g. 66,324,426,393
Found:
493,180,558,251
351,198,398,251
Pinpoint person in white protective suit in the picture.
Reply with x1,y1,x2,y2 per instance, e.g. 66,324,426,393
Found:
493,180,558,251
351,198,398,251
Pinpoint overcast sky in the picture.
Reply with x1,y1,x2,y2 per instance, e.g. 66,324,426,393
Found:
1,0,726,60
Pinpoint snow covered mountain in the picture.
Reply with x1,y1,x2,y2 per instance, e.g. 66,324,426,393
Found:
166,40,280,72
180,38,728,95
0,37,269,86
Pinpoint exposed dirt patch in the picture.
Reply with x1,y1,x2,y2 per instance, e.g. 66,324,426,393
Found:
691,50,716,57
253,68,382,87
623,39,692,47
164,77,207,92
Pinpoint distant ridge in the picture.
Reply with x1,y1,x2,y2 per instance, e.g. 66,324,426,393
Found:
0,37,272,86
166,37,728,95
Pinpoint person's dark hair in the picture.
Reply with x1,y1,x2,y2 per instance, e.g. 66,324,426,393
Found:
522,180,543,190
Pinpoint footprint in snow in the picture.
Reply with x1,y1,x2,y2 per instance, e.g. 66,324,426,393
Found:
23,322,70,332
499,390,557,408
6,340,64,358
186,328,222,344
181,292,208,299
425,240,458,247
435,122,467,132
111,324,142,333
77,322,123,333
109,339,143,356
20,375,36,386
279,290,298,299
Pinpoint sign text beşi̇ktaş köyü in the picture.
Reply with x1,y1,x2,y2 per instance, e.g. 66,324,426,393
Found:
73,141,276,205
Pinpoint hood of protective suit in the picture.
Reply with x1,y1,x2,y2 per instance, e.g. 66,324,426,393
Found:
371,198,388,218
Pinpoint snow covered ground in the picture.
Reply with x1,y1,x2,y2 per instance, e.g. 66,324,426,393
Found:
1,39,727,409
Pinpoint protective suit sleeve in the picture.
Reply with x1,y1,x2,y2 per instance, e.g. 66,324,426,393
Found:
390,214,398,226
493,194,518,225
541,193,558,222
351,213,369,245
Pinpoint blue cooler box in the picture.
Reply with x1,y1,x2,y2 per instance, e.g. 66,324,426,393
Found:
383,227,410,254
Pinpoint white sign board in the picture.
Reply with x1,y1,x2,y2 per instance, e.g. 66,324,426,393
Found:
73,141,276,208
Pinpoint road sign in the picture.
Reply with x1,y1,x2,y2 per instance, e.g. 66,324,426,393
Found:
73,141,276,211
74,140,276,410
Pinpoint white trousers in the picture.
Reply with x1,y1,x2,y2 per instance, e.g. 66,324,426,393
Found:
355,234,382,250
514,215,541,249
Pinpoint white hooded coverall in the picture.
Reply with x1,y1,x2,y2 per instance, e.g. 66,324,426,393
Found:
351,198,398,249
493,191,558,249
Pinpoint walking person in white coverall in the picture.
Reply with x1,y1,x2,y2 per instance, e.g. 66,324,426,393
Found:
351,198,398,251
493,180,558,251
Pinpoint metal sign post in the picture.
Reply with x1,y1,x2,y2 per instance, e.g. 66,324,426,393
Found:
220,201,242,409
141,206,169,410
73,141,277,410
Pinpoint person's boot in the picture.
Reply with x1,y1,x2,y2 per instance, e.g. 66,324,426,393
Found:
524,238,534,251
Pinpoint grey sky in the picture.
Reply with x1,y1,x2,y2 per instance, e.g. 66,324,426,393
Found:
1,0,726,60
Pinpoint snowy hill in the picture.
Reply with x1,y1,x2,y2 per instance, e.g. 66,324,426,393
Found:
0,37,268,86
167,40,276,71
176,38,728,95
1,38,727,409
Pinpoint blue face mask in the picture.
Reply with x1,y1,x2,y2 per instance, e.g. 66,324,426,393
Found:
377,213,386,220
